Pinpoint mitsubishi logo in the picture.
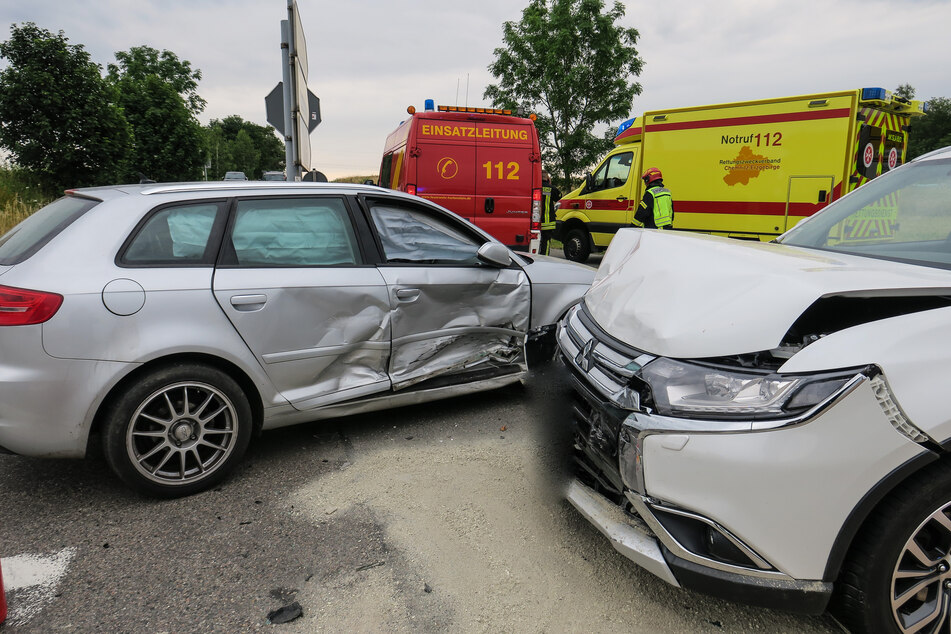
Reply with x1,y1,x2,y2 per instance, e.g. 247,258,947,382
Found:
576,339,596,373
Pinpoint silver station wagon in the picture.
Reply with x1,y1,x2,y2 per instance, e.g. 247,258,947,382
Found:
0,182,594,497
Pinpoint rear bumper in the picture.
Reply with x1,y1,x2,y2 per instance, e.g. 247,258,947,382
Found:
0,326,131,457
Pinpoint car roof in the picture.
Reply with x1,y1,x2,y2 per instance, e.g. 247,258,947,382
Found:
913,145,951,162
66,181,396,200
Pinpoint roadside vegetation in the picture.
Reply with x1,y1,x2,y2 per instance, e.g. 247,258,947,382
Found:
0,164,51,234
1,7,949,217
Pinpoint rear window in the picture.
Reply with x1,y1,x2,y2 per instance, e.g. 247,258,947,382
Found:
229,197,360,267
0,195,99,265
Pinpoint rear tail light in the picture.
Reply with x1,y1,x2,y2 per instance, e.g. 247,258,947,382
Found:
406,184,417,196
532,188,542,223
530,229,541,254
0,285,63,326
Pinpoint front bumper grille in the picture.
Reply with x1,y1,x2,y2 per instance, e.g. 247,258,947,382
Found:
558,304,653,401
557,304,651,502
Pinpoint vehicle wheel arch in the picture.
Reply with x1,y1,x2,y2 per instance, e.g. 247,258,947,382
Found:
823,447,947,582
827,453,951,630
87,352,265,454
560,217,590,238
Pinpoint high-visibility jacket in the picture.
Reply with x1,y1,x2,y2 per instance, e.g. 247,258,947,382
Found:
636,183,674,229
541,184,560,231
649,186,673,227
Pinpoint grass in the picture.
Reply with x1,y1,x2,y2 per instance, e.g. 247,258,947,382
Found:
332,174,377,184
0,166,51,235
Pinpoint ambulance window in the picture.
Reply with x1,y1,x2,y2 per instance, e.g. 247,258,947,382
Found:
591,152,633,191
369,202,481,265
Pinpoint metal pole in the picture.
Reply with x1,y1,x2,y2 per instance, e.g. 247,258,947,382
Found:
280,20,297,180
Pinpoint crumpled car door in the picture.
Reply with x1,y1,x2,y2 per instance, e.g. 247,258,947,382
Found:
366,199,530,390
213,196,392,410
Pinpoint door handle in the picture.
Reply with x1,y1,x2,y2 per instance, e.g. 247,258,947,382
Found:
485,198,495,214
616,196,628,202
395,288,420,302
230,294,267,311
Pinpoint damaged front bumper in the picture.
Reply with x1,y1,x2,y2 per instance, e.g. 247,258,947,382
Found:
566,479,833,614
562,364,835,615
556,304,929,615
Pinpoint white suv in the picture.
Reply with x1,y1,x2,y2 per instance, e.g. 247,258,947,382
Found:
557,146,951,632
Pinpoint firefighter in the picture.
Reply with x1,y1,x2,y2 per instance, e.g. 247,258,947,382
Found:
635,167,674,229
540,170,561,255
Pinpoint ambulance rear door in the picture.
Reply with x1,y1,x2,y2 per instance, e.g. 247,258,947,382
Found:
474,120,536,250
414,118,476,222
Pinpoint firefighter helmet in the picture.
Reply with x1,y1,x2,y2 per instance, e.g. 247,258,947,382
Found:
642,167,663,184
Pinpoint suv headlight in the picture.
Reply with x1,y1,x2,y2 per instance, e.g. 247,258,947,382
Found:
638,357,857,420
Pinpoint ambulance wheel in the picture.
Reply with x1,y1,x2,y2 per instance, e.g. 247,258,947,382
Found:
563,229,590,263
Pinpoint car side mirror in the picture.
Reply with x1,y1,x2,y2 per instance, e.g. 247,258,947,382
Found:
477,242,512,268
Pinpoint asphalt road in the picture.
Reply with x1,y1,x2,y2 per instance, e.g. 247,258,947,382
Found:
0,358,843,633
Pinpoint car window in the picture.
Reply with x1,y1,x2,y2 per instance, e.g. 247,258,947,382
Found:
369,202,482,264
780,157,951,269
0,195,98,265
230,197,359,267
123,203,220,264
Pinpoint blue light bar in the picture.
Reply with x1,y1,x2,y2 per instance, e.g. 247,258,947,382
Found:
424,99,435,111
862,87,888,101
616,117,636,135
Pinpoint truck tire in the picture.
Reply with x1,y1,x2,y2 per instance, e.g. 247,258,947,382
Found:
563,229,591,263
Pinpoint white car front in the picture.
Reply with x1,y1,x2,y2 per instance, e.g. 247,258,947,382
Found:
557,146,951,632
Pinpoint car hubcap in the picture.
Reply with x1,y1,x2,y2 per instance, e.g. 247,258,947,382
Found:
126,382,238,486
891,501,951,632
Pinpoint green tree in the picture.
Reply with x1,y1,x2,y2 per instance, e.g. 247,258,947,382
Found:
108,46,206,182
0,23,132,193
204,116,284,180
110,46,206,115
231,130,260,178
484,0,643,190
896,83,915,100
907,96,951,159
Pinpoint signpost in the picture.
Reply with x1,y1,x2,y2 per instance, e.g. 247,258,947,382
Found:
265,0,319,181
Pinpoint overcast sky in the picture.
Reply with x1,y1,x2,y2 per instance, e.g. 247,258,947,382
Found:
2,0,950,180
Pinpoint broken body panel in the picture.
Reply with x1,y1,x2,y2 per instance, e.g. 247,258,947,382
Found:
556,147,951,616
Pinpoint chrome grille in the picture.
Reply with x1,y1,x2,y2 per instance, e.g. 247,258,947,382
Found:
557,304,653,406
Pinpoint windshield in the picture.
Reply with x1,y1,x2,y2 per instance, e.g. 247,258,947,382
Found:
779,156,951,269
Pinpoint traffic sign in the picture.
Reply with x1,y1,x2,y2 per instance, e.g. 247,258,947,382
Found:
264,82,321,136
265,83,285,135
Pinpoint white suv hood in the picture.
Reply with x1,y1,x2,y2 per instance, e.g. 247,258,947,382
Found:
585,229,951,358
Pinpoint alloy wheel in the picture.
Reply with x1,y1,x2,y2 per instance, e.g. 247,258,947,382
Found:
126,381,239,486
891,500,951,632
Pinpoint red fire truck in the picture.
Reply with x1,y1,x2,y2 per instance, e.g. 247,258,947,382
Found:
379,100,543,253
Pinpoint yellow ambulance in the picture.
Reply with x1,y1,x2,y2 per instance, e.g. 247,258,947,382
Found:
554,87,927,262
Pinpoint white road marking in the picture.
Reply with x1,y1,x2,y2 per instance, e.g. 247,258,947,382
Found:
1,547,75,626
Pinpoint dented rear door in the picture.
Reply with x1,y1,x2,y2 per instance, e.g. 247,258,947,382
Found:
213,196,392,410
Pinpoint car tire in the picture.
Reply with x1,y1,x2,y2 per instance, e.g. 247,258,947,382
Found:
832,460,951,633
102,363,252,498
563,228,591,263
